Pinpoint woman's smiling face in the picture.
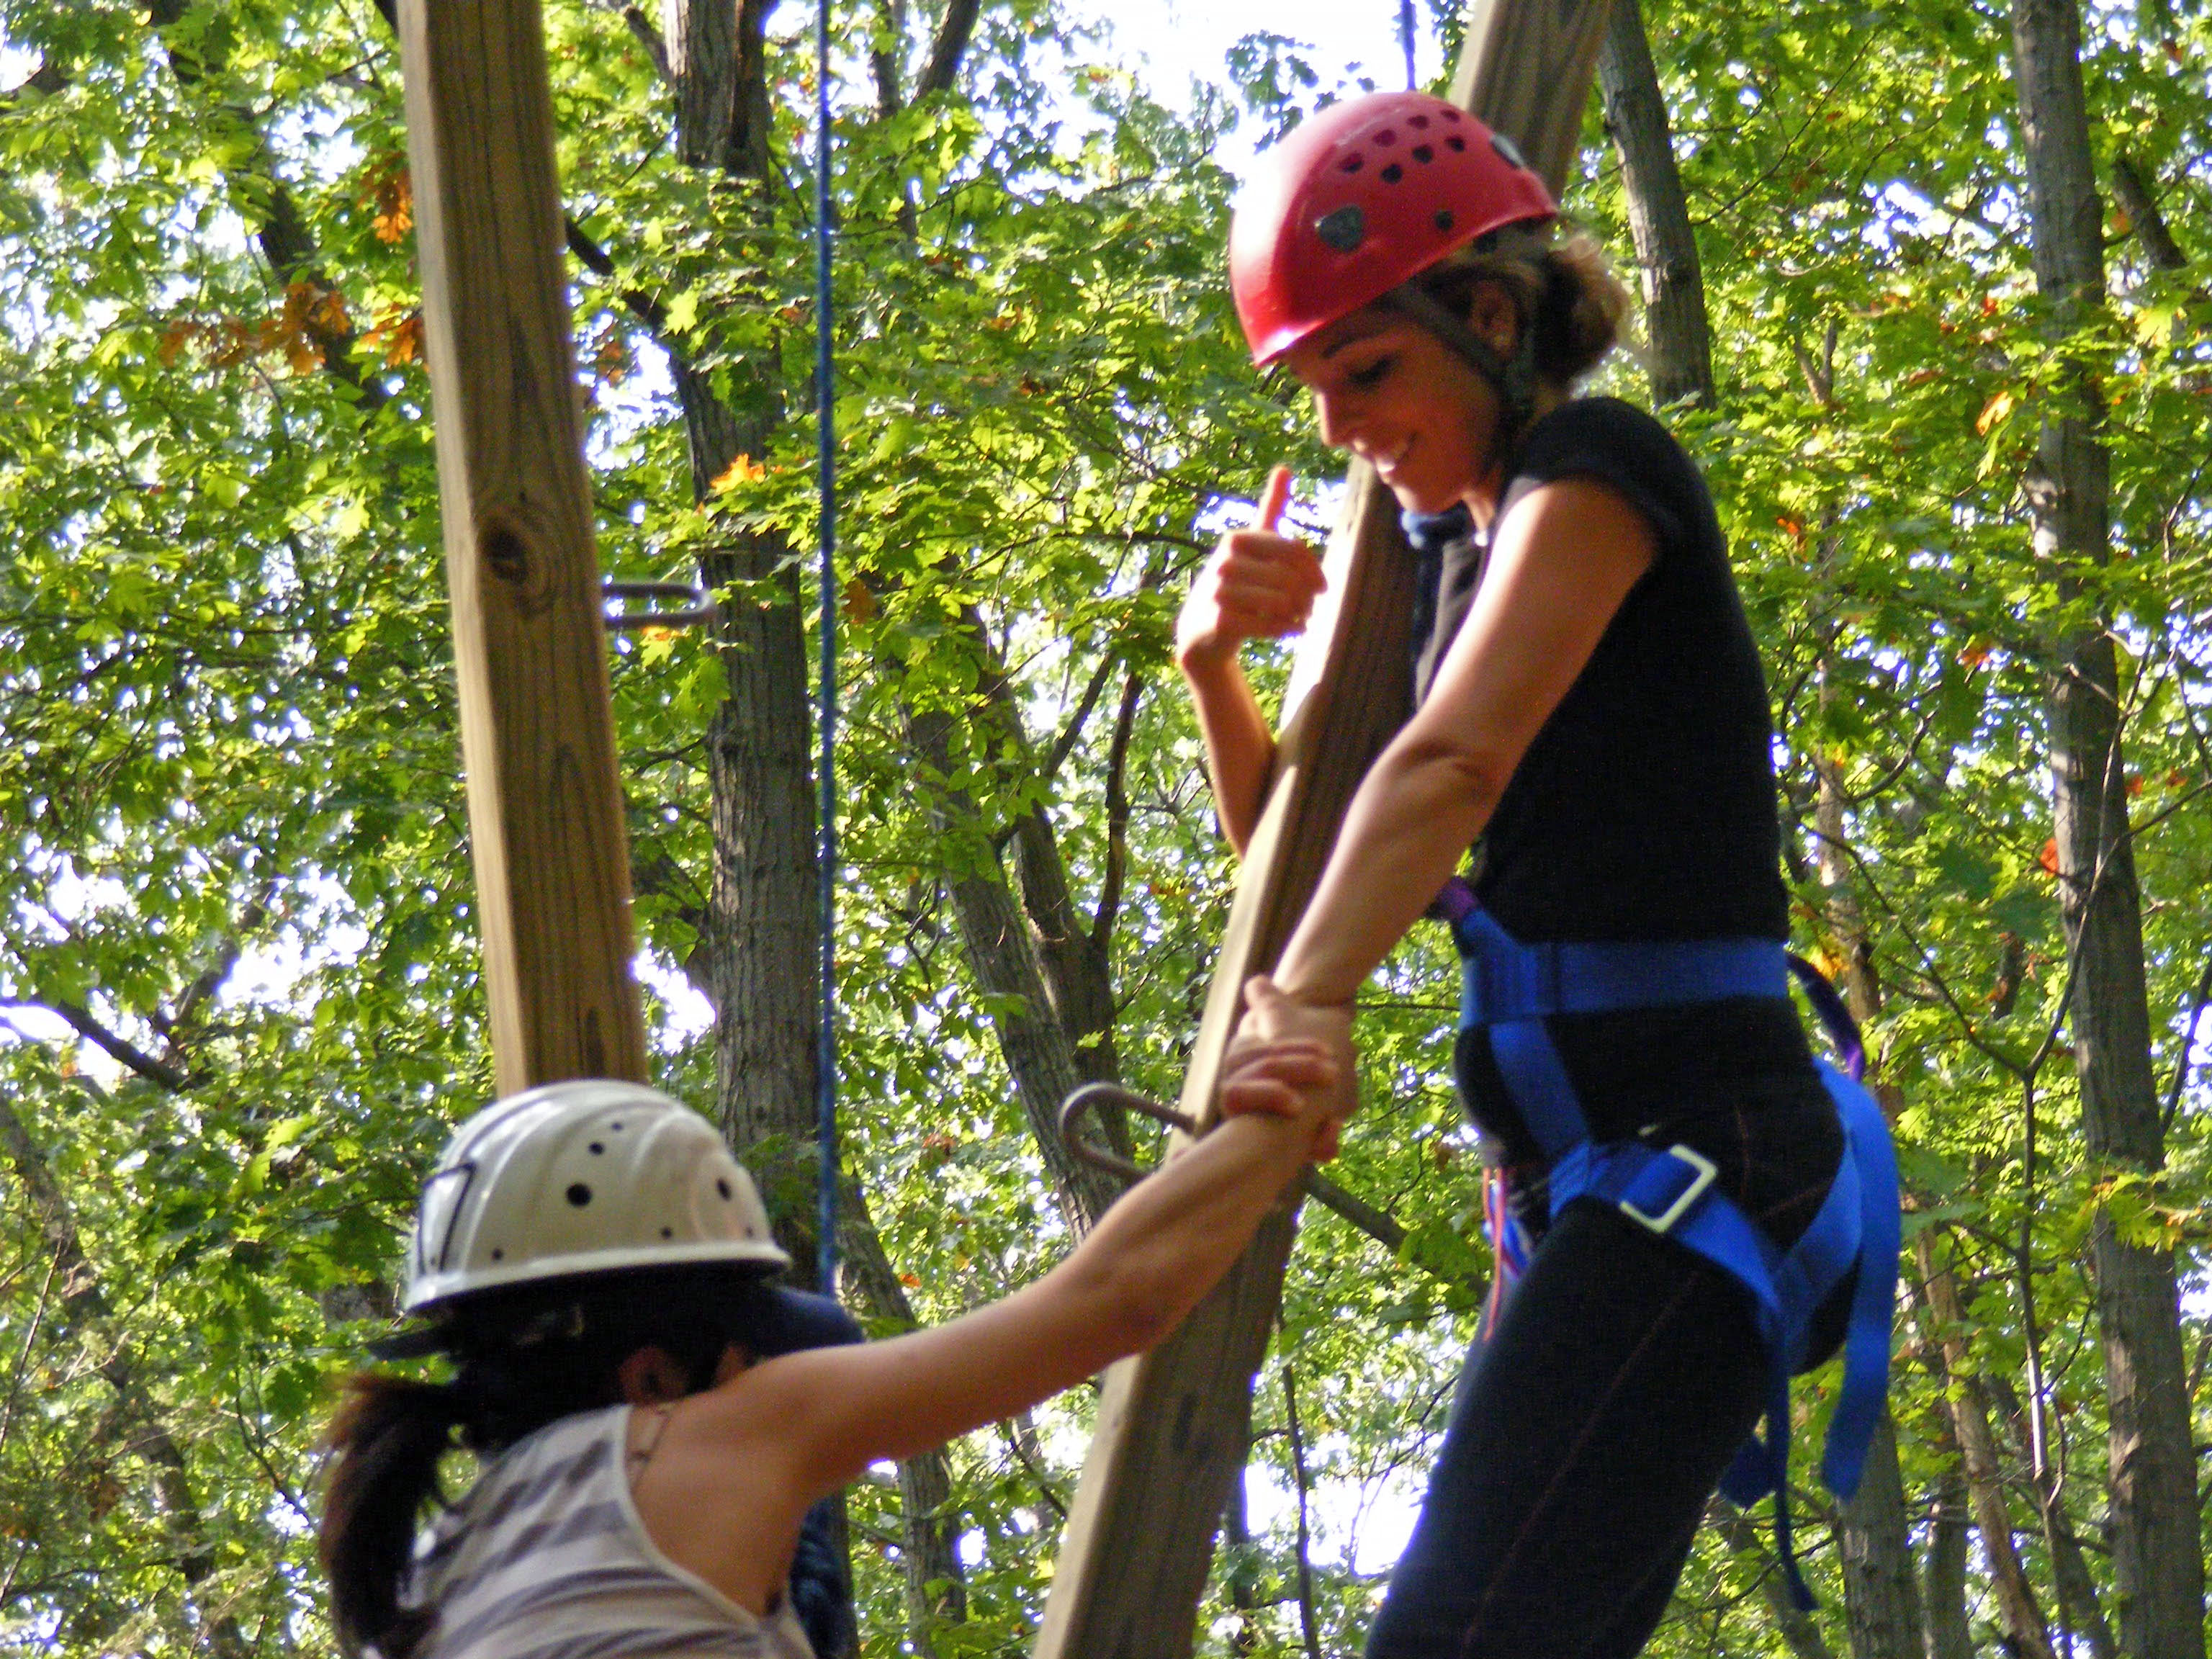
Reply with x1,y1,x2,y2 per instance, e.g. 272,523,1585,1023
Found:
1282,305,1503,516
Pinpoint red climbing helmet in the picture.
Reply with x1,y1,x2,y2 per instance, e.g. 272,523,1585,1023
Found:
1228,91,1558,366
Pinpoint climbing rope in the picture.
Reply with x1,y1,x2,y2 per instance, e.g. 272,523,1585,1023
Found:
812,0,840,1297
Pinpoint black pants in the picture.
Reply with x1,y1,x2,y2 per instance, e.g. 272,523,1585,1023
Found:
1364,1056,1845,1659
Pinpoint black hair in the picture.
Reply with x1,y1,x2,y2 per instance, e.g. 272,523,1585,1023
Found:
319,1264,779,1659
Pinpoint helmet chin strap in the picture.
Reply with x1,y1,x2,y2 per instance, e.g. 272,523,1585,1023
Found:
1381,281,1542,483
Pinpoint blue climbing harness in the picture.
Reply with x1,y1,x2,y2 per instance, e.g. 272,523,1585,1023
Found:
1437,879,1900,1611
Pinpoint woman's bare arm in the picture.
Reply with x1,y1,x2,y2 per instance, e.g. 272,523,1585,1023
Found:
1176,473,1326,855
1266,477,1656,1009
1179,650,1277,855
698,1022,1341,1498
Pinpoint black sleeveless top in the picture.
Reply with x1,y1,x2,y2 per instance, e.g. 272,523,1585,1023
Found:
1411,397,1820,1152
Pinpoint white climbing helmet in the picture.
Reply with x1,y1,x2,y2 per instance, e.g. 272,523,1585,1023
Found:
402,1080,790,1313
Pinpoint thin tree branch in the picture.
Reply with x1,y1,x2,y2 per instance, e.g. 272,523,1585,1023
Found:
1041,650,1118,788
565,215,674,336
913,0,981,99
2160,949,2212,1133
1280,1365,1324,1659
2109,153,2188,272
33,1001,190,1092
1089,669,1143,955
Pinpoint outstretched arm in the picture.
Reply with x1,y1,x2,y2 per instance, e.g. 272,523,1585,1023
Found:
710,1022,1344,1497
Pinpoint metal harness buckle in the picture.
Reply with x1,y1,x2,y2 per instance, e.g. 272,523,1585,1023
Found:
1618,1143,1719,1236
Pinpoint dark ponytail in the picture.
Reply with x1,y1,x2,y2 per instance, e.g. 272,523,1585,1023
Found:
320,1375,467,1659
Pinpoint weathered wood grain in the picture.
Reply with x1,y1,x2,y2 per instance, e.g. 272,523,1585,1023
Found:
1031,11,1611,1652
1449,0,1614,192
396,0,648,1092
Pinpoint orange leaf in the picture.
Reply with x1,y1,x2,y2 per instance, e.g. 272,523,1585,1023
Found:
711,454,767,492
2039,838,2062,876
1976,389,2017,435
381,312,423,367
842,577,878,624
368,160,414,243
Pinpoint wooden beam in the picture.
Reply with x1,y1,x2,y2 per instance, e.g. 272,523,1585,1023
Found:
1032,9,1612,1653
396,0,649,1092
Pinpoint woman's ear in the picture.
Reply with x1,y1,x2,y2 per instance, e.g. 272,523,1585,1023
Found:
1466,279,1521,359
616,1346,693,1406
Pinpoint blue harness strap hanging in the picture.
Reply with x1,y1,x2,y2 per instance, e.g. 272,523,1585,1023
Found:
1439,878,1901,1611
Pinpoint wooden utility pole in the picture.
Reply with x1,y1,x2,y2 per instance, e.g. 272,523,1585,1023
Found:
1031,6,1611,1655
395,0,649,1093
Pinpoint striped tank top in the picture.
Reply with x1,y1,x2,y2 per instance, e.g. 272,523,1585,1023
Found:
403,1403,815,1659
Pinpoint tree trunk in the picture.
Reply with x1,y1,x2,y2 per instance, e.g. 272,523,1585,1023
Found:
1920,1466,1974,1659
1712,1499,1838,1659
1836,1416,1926,1659
837,1177,970,1645
1984,1371,2118,1659
2007,1,2207,1650
1912,1234,2057,1659
1814,752,1924,1659
893,1450,965,1653
905,701,1125,1229
1595,0,1714,408
1220,1453,1265,1658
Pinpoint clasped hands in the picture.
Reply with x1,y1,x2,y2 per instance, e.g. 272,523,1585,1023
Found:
1218,976,1358,1161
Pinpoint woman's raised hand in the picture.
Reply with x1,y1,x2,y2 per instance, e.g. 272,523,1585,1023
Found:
1174,467,1328,673
1220,976,1358,1157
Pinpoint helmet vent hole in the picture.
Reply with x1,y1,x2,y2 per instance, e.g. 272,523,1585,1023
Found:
716,1177,734,1200
1373,127,1396,146
1380,163,1404,184
1441,109,1463,122
589,1142,604,1155
490,1248,505,1261
661,1227,674,1239
1434,210,1455,233
1412,144,1434,164
610,1121,624,1131
1338,155,1363,174
566,1182,593,1207
1409,114,1430,129
1314,205,1366,251
1447,135,1467,152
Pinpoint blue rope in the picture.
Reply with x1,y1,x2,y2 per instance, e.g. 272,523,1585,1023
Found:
812,0,840,1298
1400,0,1416,88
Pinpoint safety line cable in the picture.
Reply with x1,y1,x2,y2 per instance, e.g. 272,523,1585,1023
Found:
812,0,840,1297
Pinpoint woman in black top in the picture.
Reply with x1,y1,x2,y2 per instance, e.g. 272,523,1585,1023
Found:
1179,91,1858,1656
